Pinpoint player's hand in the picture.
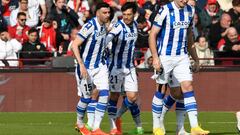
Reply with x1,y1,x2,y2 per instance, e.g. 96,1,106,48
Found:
152,57,161,72
79,64,88,79
192,60,200,73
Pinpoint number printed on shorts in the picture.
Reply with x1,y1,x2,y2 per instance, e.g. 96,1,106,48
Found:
110,75,118,84
84,83,93,94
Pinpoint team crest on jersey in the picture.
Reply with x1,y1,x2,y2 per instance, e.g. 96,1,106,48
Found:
81,28,88,37
95,29,106,37
154,14,161,22
173,21,190,29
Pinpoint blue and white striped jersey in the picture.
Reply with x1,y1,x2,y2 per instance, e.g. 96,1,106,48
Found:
78,17,107,69
107,20,138,70
153,2,195,56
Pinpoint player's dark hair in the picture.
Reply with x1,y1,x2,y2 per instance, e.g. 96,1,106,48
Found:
232,0,240,6
95,2,110,14
121,2,137,14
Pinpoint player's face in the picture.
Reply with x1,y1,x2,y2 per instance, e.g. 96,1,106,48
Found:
122,8,134,25
97,7,111,24
174,0,188,8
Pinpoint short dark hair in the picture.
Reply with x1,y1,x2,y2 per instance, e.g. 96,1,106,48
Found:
232,0,240,6
17,12,26,18
121,2,137,14
28,28,38,35
95,2,110,14
0,27,8,34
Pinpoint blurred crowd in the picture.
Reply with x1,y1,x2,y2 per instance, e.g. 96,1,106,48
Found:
0,0,239,68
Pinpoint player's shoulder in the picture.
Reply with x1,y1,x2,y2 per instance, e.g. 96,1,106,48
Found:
82,18,96,30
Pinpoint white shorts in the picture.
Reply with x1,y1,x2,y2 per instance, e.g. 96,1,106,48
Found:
75,63,109,98
155,55,192,84
168,72,180,88
109,67,138,92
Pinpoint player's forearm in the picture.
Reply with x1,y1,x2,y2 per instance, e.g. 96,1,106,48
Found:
187,27,198,62
72,39,84,65
149,32,159,59
105,34,114,47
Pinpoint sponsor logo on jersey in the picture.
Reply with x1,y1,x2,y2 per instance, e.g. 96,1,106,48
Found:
173,21,190,29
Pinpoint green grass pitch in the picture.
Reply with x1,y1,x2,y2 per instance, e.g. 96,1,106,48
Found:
0,112,238,135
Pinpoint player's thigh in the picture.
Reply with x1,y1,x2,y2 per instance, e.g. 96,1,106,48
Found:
93,64,109,90
124,68,138,92
155,56,173,84
173,56,192,83
75,68,93,98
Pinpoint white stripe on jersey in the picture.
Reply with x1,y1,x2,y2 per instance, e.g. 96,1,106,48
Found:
77,17,107,69
153,2,194,56
107,20,138,70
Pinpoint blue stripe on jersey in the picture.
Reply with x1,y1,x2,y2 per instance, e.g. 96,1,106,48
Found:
117,21,126,69
94,26,104,68
166,3,175,55
109,37,118,72
176,9,185,55
85,19,98,68
94,38,104,68
76,64,81,79
126,24,135,68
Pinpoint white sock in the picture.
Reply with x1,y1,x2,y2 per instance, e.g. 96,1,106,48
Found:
152,91,164,129
76,98,90,128
237,112,240,129
176,100,186,133
183,91,198,128
93,90,109,130
86,100,97,128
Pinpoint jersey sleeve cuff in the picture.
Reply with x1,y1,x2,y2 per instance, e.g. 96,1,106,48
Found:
78,33,87,40
153,22,162,28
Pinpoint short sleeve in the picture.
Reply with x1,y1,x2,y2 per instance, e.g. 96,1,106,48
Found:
108,22,122,37
78,22,94,41
39,0,46,5
153,6,168,28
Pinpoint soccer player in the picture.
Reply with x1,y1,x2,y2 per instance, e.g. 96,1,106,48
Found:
149,0,210,135
237,111,240,132
159,73,190,135
105,2,144,135
71,2,111,135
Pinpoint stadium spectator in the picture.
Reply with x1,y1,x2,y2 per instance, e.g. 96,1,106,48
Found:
192,13,203,40
217,0,233,12
45,0,54,14
194,35,215,66
1,0,19,25
0,9,7,30
0,27,22,67
8,12,30,44
199,0,223,33
67,0,91,26
39,15,57,53
137,49,153,69
228,0,240,32
28,0,47,23
21,28,49,65
209,13,232,50
66,27,79,56
217,27,240,52
10,0,39,27
50,0,79,49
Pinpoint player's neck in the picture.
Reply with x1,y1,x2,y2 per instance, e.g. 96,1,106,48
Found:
96,17,104,26
173,1,184,9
